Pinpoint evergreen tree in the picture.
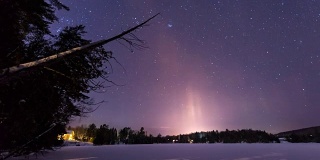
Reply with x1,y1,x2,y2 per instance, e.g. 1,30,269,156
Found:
0,0,69,69
86,123,97,142
119,127,131,144
137,127,146,144
0,25,110,152
109,128,118,144
93,124,108,145
0,0,158,154
156,134,163,143
93,124,118,145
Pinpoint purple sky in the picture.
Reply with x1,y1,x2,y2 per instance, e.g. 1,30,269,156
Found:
51,0,320,136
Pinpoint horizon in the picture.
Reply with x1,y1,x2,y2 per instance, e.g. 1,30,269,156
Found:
68,121,320,136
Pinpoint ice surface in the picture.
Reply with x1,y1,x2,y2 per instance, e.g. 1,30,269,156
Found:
7,143,320,160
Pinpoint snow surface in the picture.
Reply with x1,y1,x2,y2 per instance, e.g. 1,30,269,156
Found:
7,143,320,160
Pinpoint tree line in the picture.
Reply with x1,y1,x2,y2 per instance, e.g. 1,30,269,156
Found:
69,124,154,145
285,133,320,143
70,124,280,145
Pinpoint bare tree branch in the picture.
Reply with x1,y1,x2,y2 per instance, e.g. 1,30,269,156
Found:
43,66,73,80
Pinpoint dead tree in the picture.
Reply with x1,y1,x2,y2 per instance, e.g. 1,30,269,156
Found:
0,13,159,84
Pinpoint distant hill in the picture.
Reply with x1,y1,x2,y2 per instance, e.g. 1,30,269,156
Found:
276,126,320,137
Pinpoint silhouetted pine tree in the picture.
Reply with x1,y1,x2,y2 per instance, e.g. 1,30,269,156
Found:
0,0,158,155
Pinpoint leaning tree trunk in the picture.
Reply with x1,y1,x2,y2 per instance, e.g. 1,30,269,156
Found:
0,13,159,83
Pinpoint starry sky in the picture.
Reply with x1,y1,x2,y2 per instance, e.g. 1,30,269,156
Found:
51,0,320,136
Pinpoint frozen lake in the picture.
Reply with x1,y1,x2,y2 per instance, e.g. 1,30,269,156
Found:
9,143,320,160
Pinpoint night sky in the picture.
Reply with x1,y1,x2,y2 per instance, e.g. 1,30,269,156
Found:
50,0,320,136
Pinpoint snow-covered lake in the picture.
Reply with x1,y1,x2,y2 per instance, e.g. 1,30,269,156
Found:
8,143,320,160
